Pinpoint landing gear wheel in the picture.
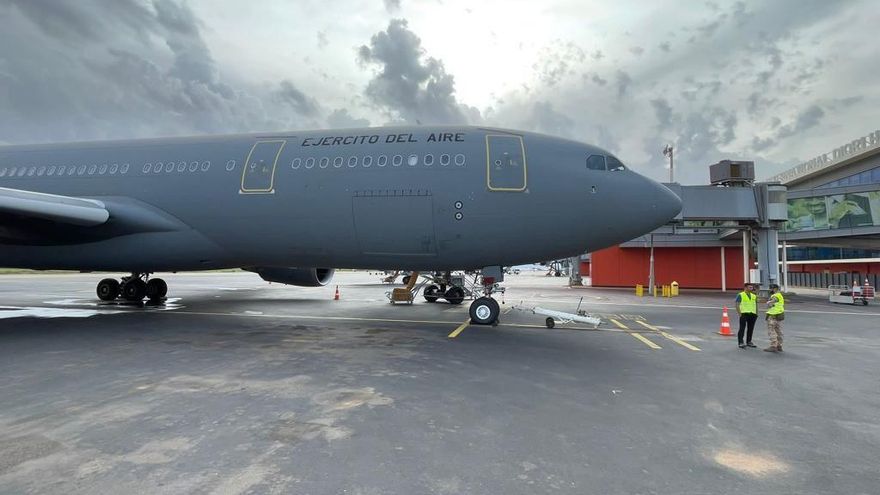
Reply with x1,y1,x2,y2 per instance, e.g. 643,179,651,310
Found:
146,278,168,301
545,317,555,329
863,298,869,306
121,279,147,302
444,286,465,305
423,284,441,303
96,279,120,301
469,297,500,325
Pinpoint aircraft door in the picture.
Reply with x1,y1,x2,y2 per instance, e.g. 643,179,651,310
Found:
486,135,527,191
241,140,286,193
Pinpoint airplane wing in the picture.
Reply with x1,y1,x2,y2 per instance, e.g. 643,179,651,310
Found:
0,187,110,227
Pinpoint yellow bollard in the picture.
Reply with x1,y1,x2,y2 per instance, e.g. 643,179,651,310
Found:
653,285,658,297
671,281,679,297
635,284,643,297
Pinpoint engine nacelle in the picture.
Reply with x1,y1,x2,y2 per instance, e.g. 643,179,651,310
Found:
246,267,335,287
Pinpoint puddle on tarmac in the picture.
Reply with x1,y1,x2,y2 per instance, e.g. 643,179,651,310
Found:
0,298,184,319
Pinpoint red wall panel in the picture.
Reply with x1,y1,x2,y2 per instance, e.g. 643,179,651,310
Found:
786,262,879,274
592,245,746,289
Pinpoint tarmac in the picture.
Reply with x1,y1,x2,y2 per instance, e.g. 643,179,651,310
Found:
1,271,879,494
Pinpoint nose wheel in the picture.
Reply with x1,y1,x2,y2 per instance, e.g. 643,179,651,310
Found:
96,273,167,303
469,297,500,325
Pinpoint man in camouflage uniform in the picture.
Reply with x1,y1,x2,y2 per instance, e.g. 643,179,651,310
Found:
765,283,785,353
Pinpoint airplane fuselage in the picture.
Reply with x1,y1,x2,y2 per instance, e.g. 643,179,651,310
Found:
0,126,680,272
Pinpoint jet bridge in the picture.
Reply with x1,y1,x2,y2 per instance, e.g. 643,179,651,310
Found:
620,181,787,294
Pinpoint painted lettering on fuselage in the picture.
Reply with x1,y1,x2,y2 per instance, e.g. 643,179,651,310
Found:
300,132,465,147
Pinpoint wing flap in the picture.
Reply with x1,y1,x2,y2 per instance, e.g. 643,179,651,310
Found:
0,187,109,227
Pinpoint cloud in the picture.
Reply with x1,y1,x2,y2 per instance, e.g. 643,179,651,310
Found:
357,19,476,125
383,0,401,12
615,70,632,98
775,105,824,139
277,80,320,117
325,108,371,128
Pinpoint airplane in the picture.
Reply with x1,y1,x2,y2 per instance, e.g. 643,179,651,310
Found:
0,125,681,325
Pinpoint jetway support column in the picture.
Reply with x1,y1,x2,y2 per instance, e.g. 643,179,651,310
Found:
569,256,582,286
756,227,779,295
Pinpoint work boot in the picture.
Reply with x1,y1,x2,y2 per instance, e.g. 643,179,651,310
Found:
738,343,746,349
746,342,757,348
763,346,778,352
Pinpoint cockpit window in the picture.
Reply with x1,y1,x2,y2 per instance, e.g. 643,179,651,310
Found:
586,154,606,171
606,155,626,171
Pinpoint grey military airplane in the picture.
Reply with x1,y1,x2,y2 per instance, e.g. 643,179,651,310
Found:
0,126,680,325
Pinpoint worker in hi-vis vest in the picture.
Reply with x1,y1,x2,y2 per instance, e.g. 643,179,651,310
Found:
765,283,785,353
735,283,758,349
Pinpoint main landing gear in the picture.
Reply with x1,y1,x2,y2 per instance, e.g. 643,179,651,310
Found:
96,273,167,303
422,271,466,306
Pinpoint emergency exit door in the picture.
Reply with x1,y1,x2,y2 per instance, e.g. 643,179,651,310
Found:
241,140,286,193
486,135,527,191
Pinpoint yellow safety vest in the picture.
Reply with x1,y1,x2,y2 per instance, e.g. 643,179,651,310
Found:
738,292,757,314
767,293,785,316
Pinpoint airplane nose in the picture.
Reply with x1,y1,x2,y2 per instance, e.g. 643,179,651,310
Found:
652,182,682,222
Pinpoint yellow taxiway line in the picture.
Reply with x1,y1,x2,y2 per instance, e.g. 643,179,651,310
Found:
635,320,701,351
608,318,662,349
448,319,471,338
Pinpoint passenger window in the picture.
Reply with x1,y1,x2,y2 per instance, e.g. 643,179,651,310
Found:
291,158,301,169
177,161,187,172
164,162,174,173
88,164,97,175
378,155,387,167
348,156,358,168
189,161,199,172
408,154,419,166
18,167,27,177
66,166,75,176
606,155,626,171
363,156,373,168
424,154,434,166
153,163,162,173
586,155,606,171
305,157,315,169
27,166,36,176
454,154,466,166
226,160,236,171
109,163,118,174
37,166,46,176
99,164,107,175
121,163,130,174
333,156,343,168
319,157,329,169
440,154,450,166
77,165,86,175
392,155,403,166
200,161,210,172
48,166,57,176
0,168,7,177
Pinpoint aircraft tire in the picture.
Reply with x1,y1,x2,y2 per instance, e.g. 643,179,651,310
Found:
545,317,555,329
444,287,465,305
423,285,441,303
122,279,147,302
96,278,120,301
146,278,168,301
469,297,499,325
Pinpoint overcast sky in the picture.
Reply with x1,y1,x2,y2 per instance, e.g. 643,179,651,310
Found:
1,0,877,183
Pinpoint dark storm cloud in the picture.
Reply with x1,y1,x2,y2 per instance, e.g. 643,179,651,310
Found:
277,80,319,116
358,19,476,124
0,0,322,144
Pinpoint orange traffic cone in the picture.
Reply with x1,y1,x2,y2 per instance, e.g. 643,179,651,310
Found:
334,285,340,301
718,306,733,336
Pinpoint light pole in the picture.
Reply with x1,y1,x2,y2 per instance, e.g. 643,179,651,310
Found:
662,144,674,183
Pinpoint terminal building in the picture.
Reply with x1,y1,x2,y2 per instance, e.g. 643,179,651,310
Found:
585,129,880,291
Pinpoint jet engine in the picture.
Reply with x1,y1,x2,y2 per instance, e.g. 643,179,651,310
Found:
246,267,335,287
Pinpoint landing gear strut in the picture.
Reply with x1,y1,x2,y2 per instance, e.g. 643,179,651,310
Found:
96,273,167,303
468,266,505,326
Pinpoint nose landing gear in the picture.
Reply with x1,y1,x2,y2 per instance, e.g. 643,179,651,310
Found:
468,266,506,326
96,273,167,303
